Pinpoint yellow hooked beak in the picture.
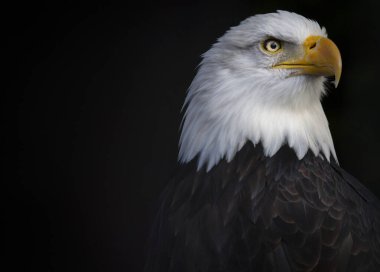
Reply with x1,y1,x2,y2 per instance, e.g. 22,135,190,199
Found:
274,36,342,87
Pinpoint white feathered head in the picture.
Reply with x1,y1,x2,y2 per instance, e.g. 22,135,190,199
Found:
179,11,342,171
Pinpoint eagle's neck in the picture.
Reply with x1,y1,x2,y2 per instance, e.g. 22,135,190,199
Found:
179,67,337,171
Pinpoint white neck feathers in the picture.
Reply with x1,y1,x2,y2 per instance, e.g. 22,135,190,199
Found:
178,62,337,171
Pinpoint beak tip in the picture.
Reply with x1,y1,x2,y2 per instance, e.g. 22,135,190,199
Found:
333,73,341,88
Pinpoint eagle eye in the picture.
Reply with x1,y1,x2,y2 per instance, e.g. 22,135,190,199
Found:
262,39,282,53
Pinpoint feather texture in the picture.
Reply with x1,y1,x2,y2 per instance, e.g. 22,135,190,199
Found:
145,143,380,272
179,11,335,171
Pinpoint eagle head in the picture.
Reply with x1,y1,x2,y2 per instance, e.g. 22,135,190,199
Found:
179,11,342,171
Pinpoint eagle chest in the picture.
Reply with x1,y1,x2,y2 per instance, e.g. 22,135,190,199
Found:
163,144,370,271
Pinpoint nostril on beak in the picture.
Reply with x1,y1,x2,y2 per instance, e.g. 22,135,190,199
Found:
309,42,317,50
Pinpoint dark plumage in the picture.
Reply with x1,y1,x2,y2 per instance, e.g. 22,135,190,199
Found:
145,143,380,271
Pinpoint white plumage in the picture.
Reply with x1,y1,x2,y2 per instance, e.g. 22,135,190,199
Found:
179,10,337,171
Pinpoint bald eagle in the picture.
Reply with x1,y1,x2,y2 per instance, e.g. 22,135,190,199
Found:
145,11,380,272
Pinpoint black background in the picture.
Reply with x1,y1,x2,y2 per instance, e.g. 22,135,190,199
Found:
4,0,380,271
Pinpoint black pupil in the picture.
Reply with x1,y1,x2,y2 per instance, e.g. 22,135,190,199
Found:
270,42,277,49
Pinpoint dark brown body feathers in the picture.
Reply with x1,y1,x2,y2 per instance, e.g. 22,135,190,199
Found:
145,143,380,271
